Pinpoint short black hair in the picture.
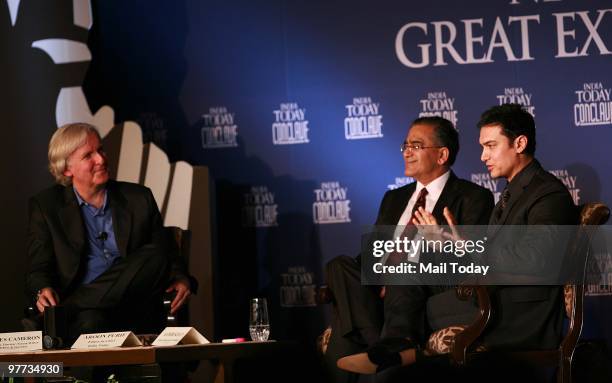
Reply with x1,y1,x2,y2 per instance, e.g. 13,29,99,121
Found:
411,116,459,166
477,103,536,155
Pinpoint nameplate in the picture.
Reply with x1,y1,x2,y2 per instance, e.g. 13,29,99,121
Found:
71,331,142,349
152,327,209,346
0,331,43,353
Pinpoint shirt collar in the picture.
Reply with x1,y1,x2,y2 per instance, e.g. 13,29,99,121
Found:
73,187,108,212
415,170,451,202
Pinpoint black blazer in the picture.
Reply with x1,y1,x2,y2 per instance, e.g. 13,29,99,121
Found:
26,180,187,298
363,172,493,279
375,171,493,227
483,160,578,350
376,172,494,342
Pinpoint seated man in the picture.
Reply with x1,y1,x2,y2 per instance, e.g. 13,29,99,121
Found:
324,116,493,382
26,122,194,341
338,104,577,377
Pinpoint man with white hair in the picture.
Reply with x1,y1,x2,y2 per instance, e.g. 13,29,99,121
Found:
26,122,194,340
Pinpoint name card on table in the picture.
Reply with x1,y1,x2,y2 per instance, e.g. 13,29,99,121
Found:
71,331,142,349
0,331,43,353
152,327,209,346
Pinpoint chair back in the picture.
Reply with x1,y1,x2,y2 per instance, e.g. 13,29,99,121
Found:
560,203,609,361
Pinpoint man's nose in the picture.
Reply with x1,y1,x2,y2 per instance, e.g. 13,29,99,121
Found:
94,151,106,164
480,149,487,162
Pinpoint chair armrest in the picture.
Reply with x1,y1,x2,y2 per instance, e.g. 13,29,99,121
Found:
450,285,491,365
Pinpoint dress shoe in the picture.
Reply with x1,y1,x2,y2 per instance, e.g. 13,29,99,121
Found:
337,337,418,374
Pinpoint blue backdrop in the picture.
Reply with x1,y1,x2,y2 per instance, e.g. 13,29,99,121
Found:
84,0,612,343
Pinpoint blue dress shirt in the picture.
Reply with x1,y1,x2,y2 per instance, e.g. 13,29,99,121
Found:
74,188,121,284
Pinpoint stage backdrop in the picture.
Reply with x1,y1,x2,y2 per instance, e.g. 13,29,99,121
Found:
2,0,611,345
84,0,612,343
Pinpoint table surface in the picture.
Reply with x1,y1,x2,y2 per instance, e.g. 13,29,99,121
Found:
0,341,287,367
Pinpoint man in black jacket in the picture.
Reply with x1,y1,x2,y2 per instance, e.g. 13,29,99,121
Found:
324,117,493,382
27,123,194,340
475,104,576,350
338,104,576,379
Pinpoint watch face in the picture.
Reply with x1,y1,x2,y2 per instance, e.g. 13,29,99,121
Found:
43,335,55,349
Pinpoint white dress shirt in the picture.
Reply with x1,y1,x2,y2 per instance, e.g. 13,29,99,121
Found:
384,171,451,264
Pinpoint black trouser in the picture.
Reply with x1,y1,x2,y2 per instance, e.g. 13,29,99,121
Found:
64,246,170,340
323,255,383,383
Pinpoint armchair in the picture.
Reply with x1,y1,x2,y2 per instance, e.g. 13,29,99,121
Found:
431,202,610,383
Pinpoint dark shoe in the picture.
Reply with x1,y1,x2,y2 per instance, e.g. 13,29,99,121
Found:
367,337,417,372
337,337,418,374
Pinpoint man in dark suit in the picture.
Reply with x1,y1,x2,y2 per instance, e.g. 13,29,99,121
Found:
27,123,194,340
338,104,576,378
324,117,493,382
475,104,577,350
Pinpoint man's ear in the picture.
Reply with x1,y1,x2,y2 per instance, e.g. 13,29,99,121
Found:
438,147,450,165
515,135,528,154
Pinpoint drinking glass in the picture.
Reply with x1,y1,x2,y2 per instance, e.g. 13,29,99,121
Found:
249,297,270,341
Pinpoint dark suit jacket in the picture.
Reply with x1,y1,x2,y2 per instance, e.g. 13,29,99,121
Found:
378,172,494,341
481,159,577,350
26,180,186,299
375,171,493,226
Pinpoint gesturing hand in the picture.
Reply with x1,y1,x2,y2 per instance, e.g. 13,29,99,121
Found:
165,278,192,314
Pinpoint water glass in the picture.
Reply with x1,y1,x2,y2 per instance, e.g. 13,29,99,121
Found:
249,297,270,341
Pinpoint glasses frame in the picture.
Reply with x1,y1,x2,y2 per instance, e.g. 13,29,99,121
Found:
400,143,445,152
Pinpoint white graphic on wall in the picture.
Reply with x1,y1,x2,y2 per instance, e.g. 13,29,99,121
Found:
7,0,98,129
418,91,458,127
496,87,535,116
280,267,316,307
387,177,415,190
201,107,238,148
549,169,581,205
574,82,612,127
272,102,309,145
313,182,351,224
471,173,502,203
242,186,278,227
344,97,383,140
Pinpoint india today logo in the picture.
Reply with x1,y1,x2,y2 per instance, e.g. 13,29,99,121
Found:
496,87,535,116
344,97,383,140
418,91,458,127
139,112,168,147
471,173,502,203
387,177,415,190
586,259,612,297
574,82,612,127
312,182,351,224
549,169,581,205
272,103,309,145
242,186,278,227
280,267,317,307
201,106,238,148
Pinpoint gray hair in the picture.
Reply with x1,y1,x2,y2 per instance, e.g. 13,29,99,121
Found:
48,123,101,186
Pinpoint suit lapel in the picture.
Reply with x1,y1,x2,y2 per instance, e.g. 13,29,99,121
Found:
108,182,131,257
432,172,458,223
386,183,416,225
59,187,86,254
487,160,540,237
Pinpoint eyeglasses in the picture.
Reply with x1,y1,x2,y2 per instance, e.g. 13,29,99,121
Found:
400,143,444,152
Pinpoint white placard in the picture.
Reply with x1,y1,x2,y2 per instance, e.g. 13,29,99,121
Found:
71,331,142,349
0,331,43,353
152,327,209,346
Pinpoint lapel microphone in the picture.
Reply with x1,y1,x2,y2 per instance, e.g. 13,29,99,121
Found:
96,231,108,241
